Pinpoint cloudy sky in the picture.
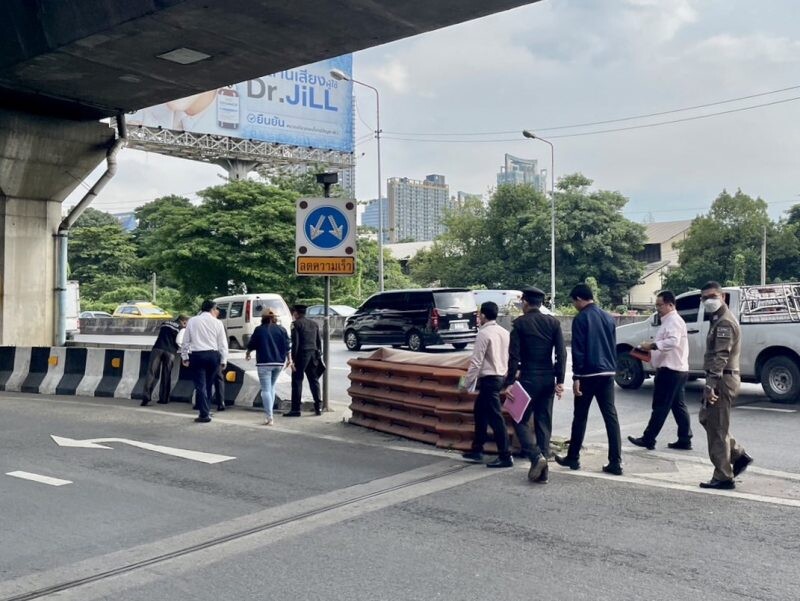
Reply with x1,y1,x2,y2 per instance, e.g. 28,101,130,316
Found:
71,0,800,223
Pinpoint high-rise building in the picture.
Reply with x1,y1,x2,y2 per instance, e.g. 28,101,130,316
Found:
496,154,545,192
456,191,483,206
360,197,389,242
387,174,453,242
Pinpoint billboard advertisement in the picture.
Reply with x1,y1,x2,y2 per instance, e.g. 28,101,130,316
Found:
128,55,354,152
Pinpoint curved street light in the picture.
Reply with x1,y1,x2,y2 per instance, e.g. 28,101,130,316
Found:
522,130,556,308
331,68,385,291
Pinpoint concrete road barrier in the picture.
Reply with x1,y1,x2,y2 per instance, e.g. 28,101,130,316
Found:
0,346,262,408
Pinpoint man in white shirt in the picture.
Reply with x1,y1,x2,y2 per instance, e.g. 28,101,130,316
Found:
181,300,229,423
628,290,693,450
461,301,513,468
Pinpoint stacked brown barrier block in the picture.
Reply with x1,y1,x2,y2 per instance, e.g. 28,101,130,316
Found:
348,348,521,454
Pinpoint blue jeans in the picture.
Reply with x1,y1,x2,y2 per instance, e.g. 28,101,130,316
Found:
257,365,282,419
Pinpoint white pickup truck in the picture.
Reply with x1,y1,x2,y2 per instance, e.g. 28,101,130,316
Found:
615,284,800,403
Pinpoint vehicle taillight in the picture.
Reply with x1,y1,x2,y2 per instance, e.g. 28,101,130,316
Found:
429,308,440,331
245,300,251,322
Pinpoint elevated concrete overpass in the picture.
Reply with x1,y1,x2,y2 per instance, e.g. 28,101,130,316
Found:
0,0,539,346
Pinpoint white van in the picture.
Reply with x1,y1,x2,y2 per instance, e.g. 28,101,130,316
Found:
213,293,292,349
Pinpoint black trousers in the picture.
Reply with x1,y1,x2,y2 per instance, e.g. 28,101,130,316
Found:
213,365,226,409
641,368,692,445
143,349,174,403
190,350,220,419
471,376,510,459
512,376,555,460
567,375,622,466
290,352,322,412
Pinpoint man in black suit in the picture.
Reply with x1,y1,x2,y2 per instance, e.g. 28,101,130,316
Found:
286,304,323,416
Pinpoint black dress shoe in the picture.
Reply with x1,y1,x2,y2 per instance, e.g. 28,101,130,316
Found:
313,409,322,416
283,411,302,417
194,416,212,423
486,457,513,468
461,451,484,463
733,453,753,477
140,400,150,407
699,479,735,490
156,400,169,405
535,464,549,484
554,455,580,470
602,463,623,476
627,435,655,450
528,455,548,482
668,440,693,450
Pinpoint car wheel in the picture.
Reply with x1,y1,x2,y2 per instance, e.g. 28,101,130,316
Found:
615,351,644,389
452,343,468,350
229,337,242,350
760,355,800,403
344,329,361,351
406,330,425,352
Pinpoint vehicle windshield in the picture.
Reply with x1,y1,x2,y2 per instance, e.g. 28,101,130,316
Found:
433,291,476,311
140,307,167,315
252,299,288,317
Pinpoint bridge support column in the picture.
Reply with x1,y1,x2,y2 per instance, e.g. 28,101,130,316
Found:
0,109,113,346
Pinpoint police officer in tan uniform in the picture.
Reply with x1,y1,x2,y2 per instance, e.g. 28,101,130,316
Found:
698,281,753,490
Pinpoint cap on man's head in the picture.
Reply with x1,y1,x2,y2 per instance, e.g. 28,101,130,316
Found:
521,286,546,304
292,304,308,315
262,308,277,318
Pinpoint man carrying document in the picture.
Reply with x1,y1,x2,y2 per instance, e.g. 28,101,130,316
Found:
506,286,567,484
461,301,514,468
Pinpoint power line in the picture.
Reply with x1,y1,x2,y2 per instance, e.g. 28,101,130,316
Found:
382,83,800,137
380,93,800,143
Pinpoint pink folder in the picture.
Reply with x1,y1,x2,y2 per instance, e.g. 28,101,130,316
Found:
502,381,531,423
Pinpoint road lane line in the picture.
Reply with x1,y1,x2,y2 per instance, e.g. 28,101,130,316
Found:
737,405,796,413
5,471,72,486
563,468,800,508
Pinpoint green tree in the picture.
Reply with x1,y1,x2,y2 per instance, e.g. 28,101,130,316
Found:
554,174,646,305
410,175,645,305
132,180,411,305
664,189,775,292
69,209,139,298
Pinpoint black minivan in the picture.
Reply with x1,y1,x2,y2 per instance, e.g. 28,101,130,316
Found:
343,288,478,352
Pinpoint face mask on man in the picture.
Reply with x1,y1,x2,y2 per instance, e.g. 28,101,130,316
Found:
703,298,723,314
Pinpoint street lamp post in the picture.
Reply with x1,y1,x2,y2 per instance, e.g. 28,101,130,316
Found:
522,130,556,308
331,68,384,291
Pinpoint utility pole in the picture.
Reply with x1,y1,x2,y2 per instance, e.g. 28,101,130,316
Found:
761,225,767,285
316,172,338,412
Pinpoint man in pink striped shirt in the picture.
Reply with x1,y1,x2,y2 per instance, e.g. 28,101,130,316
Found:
461,301,513,468
628,290,693,450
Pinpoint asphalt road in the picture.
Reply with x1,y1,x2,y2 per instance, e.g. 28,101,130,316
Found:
2,352,799,600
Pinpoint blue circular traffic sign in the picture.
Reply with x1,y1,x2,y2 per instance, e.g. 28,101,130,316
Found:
304,205,350,250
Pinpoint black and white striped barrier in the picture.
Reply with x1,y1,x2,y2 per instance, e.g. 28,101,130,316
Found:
0,347,262,407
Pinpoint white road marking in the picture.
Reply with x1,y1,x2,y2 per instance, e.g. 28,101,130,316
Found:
737,405,796,413
564,468,800,508
6,471,72,486
51,435,235,464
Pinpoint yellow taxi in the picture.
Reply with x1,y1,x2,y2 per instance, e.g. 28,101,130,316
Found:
112,301,172,319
